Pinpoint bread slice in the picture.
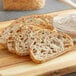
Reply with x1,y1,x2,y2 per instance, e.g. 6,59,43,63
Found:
0,18,24,48
6,25,29,55
12,25,33,56
6,15,56,55
30,32,73,63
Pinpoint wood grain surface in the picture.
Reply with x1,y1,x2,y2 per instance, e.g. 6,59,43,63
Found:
0,9,76,76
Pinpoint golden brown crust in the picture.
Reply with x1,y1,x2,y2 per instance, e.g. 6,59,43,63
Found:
3,0,45,10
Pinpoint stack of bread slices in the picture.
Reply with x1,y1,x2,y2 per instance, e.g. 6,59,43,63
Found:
0,15,73,63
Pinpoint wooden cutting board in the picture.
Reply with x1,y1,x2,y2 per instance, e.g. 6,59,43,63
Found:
0,9,76,76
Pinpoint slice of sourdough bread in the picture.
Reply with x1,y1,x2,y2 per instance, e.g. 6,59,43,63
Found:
30,32,73,63
6,25,31,55
12,25,33,56
0,18,24,48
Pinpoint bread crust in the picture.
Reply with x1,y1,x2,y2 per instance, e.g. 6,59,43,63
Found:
3,0,45,10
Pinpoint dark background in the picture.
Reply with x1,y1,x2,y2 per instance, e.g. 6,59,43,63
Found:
0,0,76,76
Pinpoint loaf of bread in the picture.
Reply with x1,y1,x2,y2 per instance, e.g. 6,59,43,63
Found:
3,0,45,10
30,32,73,63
